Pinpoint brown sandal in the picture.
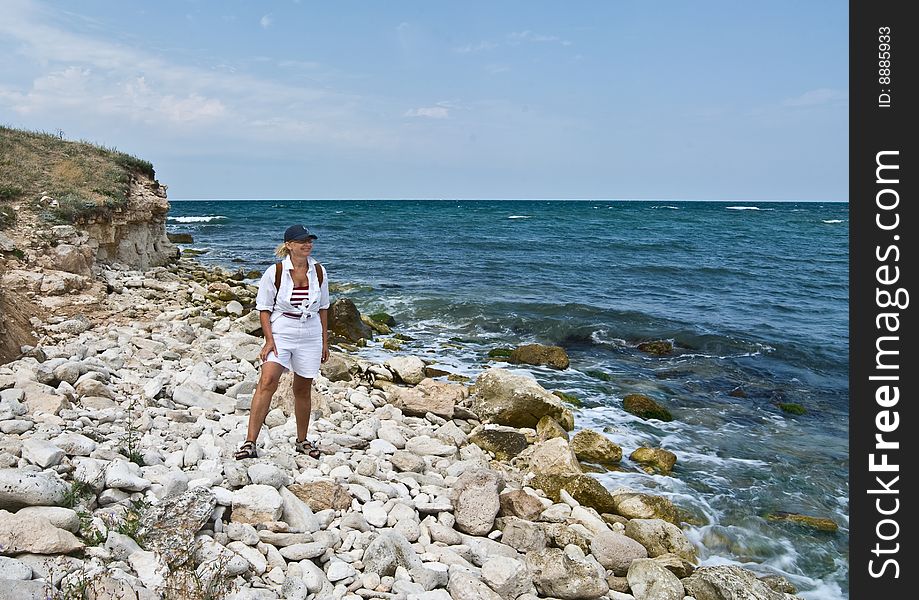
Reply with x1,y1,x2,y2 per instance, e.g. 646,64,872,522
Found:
235,440,257,460
296,438,321,459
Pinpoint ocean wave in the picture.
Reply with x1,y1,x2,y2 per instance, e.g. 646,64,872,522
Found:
822,219,844,224
725,206,760,211
507,215,531,219
168,216,227,223
652,205,680,210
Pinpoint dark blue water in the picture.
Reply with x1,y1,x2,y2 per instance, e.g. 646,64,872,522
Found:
169,200,849,598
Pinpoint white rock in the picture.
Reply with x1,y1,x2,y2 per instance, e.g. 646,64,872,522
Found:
52,432,98,456
0,555,33,580
105,460,151,491
22,439,65,468
0,468,69,510
247,463,290,488
280,486,320,533
232,485,283,524
16,506,80,532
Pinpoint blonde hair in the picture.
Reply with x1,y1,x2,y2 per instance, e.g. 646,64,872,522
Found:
274,242,290,258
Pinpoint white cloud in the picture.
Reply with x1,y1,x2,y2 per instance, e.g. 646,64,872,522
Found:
454,41,498,54
782,88,848,107
485,64,510,74
405,106,450,119
260,14,273,29
507,30,570,45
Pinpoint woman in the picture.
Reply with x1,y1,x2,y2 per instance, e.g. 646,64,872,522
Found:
235,224,331,460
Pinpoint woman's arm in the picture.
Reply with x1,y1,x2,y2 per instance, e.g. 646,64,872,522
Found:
319,308,330,362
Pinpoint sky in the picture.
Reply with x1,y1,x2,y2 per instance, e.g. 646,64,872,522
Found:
0,0,848,201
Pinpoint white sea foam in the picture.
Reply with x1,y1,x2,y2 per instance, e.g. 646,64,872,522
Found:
822,219,844,224
725,206,760,211
507,215,531,219
653,205,680,210
167,216,227,223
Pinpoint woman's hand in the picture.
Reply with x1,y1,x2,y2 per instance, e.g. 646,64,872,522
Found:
260,340,277,362
321,342,330,363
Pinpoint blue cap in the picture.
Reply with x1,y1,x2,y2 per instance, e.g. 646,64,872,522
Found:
284,225,318,242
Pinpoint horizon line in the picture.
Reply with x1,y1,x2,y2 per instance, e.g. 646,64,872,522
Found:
169,197,849,203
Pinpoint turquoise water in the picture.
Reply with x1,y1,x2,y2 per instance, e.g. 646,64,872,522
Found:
168,199,849,598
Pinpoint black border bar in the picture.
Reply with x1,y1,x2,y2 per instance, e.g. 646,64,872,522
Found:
850,1,915,597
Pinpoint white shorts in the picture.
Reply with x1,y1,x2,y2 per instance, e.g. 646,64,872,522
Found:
265,314,323,378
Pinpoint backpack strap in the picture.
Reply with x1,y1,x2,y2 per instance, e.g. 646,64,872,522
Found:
314,261,324,288
274,261,283,291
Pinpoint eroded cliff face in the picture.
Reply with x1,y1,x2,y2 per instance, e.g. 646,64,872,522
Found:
0,173,177,364
82,177,177,269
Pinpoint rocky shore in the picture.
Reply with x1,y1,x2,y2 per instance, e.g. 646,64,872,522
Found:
0,255,807,600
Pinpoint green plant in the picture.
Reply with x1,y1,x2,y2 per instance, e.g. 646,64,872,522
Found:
0,206,15,230
120,397,146,466
0,184,22,201
63,480,94,509
162,542,237,600
76,510,106,546
115,498,149,543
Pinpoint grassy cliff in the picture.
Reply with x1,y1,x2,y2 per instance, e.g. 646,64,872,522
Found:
0,125,157,229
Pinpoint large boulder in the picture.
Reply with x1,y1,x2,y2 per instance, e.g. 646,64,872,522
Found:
0,510,83,554
682,565,792,600
509,343,570,370
569,429,622,465
469,425,530,461
624,518,698,562
527,546,609,599
518,437,582,476
387,378,464,419
0,469,68,510
589,530,648,575
470,368,573,430
329,298,373,342
362,530,422,577
610,489,681,525
630,447,678,475
627,558,685,600
528,473,616,515
288,480,353,512
384,356,426,385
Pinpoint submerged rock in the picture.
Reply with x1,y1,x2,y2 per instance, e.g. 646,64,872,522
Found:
622,393,674,422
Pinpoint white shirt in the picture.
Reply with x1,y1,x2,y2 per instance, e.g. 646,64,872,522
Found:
255,256,330,323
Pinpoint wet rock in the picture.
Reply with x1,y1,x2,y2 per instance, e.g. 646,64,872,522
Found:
624,518,697,562
329,298,373,342
766,511,838,532
470,368,572,430
622,393,673,422
469,425,530,460
637,340,673,355
529,473,617,515
610,489,680,525
509,343,570,370
630,447,677,475
569,429,622,465
682,565,791,600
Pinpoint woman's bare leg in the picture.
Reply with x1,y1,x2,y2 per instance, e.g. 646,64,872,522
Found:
246,361,286,442
292,374,313,441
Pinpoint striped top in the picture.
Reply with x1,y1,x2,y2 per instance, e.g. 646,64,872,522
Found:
290,285,309,309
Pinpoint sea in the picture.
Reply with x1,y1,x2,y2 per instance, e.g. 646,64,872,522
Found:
167,199,849,599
